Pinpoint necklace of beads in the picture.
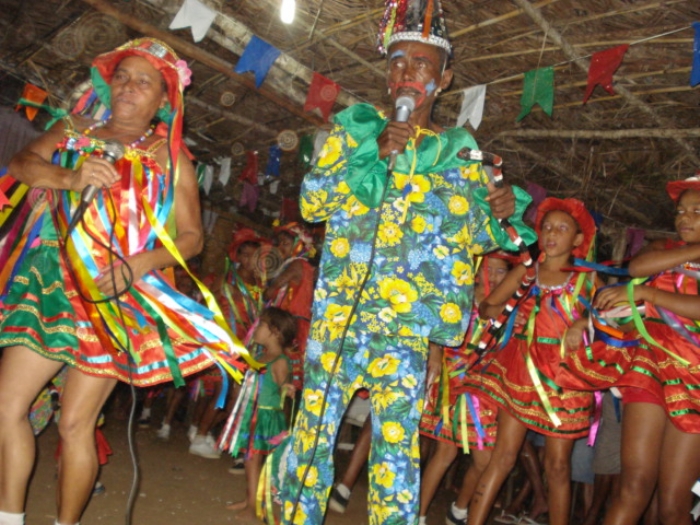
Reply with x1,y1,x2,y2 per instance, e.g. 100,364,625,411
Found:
82,117,155,149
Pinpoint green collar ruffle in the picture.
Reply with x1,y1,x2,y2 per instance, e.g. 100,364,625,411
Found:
334,103,479,209
333,103,537,252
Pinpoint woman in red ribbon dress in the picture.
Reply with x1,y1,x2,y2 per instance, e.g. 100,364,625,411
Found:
0,38,247,525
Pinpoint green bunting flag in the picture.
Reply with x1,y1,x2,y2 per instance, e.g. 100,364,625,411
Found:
517,66,554,121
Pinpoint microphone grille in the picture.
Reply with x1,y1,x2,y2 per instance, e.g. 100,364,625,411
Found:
395,95,416,111
102,140,125,162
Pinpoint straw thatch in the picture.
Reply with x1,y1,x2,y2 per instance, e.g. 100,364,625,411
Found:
1,0,698,237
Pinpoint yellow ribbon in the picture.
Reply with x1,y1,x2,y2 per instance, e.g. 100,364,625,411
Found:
142,199,259,379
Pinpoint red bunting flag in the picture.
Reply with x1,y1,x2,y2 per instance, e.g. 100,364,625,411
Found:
239,150,259,185
16,83,48,121
583,44,629,103
304,72,339,122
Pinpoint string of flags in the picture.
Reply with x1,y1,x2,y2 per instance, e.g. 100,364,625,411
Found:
169,0,340,122
457,25,700,128
169,0,699,127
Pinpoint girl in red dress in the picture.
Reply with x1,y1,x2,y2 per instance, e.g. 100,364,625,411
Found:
467,198,598,525
579,177,700,525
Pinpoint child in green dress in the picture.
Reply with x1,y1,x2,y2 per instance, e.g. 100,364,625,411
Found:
220,306,296,520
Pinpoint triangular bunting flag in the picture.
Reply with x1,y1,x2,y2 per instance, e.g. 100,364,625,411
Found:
240,182,259,212
266,144,282,177
169,0,217,43
234,36,281,89
691,22,700,87
583,44,629,103
304,72,339,122
281,197,301,223
456,84,486,129
16,84,48,122
239,151,259,185
517,67,554,121
298,134,314,168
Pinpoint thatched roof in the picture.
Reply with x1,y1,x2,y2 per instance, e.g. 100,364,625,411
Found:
1,0,699,240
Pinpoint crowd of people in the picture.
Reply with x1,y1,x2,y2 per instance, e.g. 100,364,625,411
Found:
0,0,699,525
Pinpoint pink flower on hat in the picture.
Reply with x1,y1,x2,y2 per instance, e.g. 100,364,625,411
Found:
175,59,192,87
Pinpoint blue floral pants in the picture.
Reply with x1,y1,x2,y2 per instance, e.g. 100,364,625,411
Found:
280,332,428,525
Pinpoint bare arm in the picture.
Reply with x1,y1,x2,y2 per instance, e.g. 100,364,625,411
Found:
628,239,700,277
95,147,203,294
271,357,291,388
426,341,443,386
595,283,700,320
8,118,119,192
478,264,528,319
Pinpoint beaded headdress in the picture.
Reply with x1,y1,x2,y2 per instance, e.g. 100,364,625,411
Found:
378,0,452,55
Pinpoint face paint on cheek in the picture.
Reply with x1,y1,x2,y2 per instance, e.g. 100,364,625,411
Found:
425,80,437,95
387,81,428,108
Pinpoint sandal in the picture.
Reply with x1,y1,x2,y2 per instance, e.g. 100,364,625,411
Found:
518,516,545,525
493,513,521,524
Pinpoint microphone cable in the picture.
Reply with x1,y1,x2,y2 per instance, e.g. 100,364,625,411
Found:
60,188,140,525
287,161,394,524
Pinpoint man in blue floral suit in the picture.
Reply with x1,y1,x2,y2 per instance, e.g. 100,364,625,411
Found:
280,1,533,524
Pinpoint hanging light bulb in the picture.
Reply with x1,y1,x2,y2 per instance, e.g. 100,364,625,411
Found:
280,0,296,24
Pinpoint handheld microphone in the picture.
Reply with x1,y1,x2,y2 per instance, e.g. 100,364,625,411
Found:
66,140,125,237
387,95,416,171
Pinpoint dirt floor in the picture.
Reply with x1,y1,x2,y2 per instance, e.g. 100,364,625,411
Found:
24,406,459,525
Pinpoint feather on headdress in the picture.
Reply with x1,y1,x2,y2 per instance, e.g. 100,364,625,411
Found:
378,0,451,55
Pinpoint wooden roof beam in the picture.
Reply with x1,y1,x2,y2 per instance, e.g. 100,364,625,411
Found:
80,0,324,126
186,97,276,137
498,128,700,140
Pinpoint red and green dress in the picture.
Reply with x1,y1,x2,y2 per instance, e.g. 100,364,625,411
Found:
269,257,315,390
419,307,498,450
472,269,595,438
0,120,247,386
558,243,700,433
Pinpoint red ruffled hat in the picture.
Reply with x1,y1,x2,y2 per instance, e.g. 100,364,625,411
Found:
535,197,597,260
666,173,700,202
228,227,265,262
482,249,521,268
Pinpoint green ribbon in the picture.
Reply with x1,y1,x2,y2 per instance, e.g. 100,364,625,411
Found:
627,279,690,366
16,98,68,130
335,103,481,209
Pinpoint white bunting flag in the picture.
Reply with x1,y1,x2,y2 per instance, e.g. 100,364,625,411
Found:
169,0,217,43
456,84,486,130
